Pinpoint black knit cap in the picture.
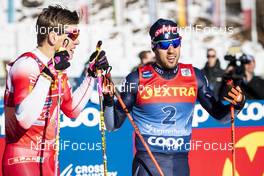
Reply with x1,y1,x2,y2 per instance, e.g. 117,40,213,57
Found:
149,18,180,42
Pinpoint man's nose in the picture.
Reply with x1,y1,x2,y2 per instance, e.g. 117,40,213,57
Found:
167,45,175,53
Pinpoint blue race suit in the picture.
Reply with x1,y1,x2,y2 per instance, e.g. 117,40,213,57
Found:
104,63,233,176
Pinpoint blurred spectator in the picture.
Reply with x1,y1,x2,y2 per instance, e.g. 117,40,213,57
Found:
243,55,264,99
202,48,224,97
132,50,155,72
138,50,155,65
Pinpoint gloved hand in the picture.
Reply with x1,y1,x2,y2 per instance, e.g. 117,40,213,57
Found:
222,80,245,110
41,49,71,81
52,49,71,70
87,50,109,77
102,74,115,107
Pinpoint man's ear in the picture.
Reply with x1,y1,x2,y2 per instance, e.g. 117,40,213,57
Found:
47,31,58,46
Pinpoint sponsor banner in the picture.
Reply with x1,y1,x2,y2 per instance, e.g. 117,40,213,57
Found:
0,100,263,176
0,102,4,138
59,103,133,176
190,127,264,176
0,138,4,176
0,101,134,176
1,100,264,136
57,100,264,131
60,163,118,176
192,100,264,128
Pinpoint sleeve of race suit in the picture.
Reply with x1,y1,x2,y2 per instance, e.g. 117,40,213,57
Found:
61,75,95,118
11,57,52,129
195,67,232,123
104,70,139,131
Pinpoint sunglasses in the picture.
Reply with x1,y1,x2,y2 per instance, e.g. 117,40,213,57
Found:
153,38,181,50
207,55,216,58
65,29,80,41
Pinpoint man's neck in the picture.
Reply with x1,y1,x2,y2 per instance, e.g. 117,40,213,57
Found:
152,63,178,80
37,45,55,59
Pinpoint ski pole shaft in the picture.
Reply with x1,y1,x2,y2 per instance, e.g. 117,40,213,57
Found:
113,88,164,176
231,105,236,176
55,72,62,176
96,41,108,176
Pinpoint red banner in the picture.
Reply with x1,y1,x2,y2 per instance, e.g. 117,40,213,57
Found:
190,127,264,176
0,138,5,176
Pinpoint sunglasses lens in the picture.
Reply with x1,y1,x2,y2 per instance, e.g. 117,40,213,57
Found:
172,39,181,48
207,55,216,58
156,38,181,50
158,41,170,50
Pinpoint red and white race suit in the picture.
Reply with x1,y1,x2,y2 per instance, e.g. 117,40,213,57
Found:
3,49,94,176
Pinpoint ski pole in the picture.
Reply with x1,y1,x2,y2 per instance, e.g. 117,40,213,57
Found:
96,40,108,176
230,105,236,176
54,72,62,176
226,79,236,176
54,40,69,176
105,76,164,176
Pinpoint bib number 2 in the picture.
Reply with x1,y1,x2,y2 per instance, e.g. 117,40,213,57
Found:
161,106,177,125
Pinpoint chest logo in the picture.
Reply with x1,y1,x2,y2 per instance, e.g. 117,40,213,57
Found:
181,68,191,76
142,71,153,78
139,85,195,100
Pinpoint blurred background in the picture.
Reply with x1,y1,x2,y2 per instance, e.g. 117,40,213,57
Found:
0,0,264,98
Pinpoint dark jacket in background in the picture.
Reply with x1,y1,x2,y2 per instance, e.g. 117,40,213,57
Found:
243,76,264,100
202,59,224,98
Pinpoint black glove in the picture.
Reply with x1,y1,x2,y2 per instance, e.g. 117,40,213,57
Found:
42,49,71,81
53,50,71,70
220,80,245,110
87,50,109,77
102,75,115,107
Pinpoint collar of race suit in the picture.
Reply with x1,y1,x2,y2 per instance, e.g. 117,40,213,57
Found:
152,63,178,80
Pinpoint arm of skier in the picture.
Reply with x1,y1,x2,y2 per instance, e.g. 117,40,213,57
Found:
61,49,109,117
12,58,52,129
60,75,94,118
104,71,139,131
195,68,245,123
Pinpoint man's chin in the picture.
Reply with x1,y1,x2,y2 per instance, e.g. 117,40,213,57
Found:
164,62,178,69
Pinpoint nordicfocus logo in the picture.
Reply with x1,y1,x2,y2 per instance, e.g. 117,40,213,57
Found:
147,136,184,150
147,136,235,152
60,163,118,176
192,101,264,127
